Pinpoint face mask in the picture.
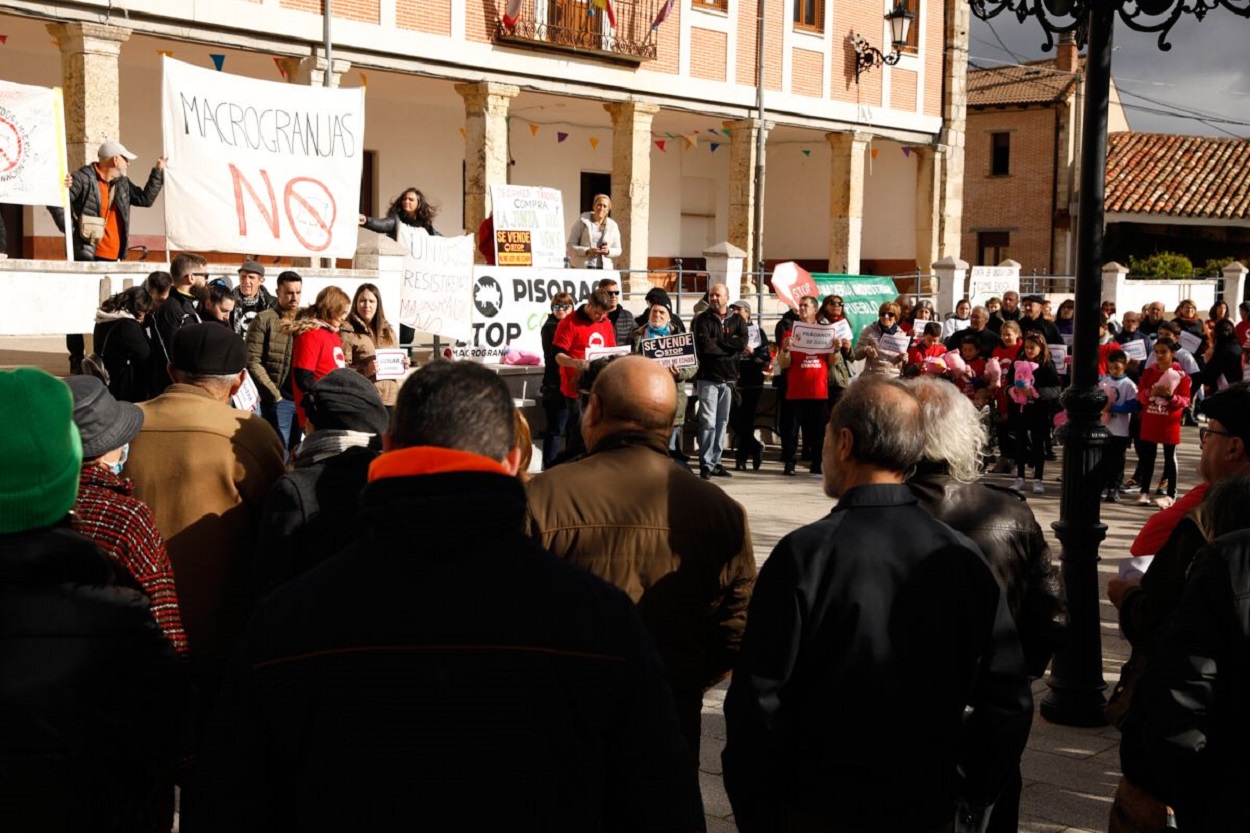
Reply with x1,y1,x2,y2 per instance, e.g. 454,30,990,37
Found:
107,443,129,477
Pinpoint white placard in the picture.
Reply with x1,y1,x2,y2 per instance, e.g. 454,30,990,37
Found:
968,266,1019,308
789,322,840,354
1177,329,1202,354
375,348,408,380
830,318,853,344
641,331,698,369
878,332,911,356
490,184,567,269
397,225,476,341
231,371,259,413
747,324,762,350
1049,345,1069,367
0,80,67,207
1061,333,1074,347
1122,339,1149,361
161,57,365,258
585,344,632,363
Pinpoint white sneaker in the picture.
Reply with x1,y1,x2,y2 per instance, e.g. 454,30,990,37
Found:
1154,496,1175,510
1032,480,1045,495
1011,477,1025,491
1137,493,1152,505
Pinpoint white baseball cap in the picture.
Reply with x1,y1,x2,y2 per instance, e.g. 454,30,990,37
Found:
97,140,138,161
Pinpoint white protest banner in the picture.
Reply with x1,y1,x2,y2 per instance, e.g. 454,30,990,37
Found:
968,266,1019,309
1177,329,1202,354
398,225,476,341
585,345,632,362
0,80,67,207
747,324,762,350
231,372,259,413
375,348,408,380
789,322,840,354
878,332,911,356
450,267,602,363
490,184,566,268
161,57,364,258
641,331,697,369
1122,340,1149,361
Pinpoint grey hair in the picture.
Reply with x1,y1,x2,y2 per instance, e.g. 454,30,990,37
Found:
904,376,987,483
174,370,240,391
829,376,925,473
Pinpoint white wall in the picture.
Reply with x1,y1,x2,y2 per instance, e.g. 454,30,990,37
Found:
763,140,831,261
862,139,918,263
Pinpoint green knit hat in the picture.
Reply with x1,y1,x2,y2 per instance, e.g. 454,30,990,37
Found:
0,368,83,534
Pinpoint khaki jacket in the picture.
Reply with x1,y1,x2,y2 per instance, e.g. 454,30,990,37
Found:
339,314,400,407
245,308,295,404
525,433,757,735
129,384,286,676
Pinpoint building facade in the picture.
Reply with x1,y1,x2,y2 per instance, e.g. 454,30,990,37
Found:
1,0,969,282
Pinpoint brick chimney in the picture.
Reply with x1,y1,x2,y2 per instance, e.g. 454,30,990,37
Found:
1056,32,1078,73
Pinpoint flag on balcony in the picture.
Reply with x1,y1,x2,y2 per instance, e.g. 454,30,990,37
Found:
590,0,617,28
652,0,676,29
503,0,523,28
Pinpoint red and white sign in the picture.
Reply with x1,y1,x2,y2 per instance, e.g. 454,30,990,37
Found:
0,80,67,207
770,261,819,312
160,57,365,258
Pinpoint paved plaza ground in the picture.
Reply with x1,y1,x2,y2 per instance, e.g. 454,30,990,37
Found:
1,335,1197,831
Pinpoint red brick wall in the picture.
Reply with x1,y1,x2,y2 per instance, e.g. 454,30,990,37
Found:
962,106,1058,274
890,67,917,111
651,1,681,74
691,28,728,81
397,0,452,33
924,2,943,117
280,0,380,24
791,48,823,97
831,3,884,104
734,3,781,89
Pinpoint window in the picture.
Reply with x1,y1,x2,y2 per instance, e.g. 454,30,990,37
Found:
580,171,612,214
358,150,376,216
990,132,1011,176
977,231,1011,266
794,0,824,31
696,0,729,11
899,0,919,53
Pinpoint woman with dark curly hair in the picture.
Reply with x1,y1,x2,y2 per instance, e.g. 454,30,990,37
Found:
358,187,439,239
93,285,155,402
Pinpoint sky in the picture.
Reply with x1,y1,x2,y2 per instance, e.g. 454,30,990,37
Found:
969,11,1250,139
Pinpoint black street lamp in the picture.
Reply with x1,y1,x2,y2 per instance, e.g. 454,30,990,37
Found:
968,0,1250,726
849,1,915,83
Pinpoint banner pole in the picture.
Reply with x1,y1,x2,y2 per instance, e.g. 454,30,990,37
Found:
53,88,72,262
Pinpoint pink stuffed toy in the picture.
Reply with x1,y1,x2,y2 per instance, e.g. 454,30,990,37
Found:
500,346,542,366
1150,367,1182,408
922,355,948,375
943,351,970,381
1009,360,1039,410
982,356,1002,390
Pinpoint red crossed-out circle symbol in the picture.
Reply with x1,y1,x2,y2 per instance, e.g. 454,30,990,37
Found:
0,116,24,174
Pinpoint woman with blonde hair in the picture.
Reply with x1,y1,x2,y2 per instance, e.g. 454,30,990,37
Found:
340,283,405,408
567,194,622,269
289,286,350,426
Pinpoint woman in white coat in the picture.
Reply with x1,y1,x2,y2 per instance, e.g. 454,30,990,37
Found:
567,194,622,269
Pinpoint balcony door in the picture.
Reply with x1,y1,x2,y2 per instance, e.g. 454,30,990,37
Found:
546,0,610,48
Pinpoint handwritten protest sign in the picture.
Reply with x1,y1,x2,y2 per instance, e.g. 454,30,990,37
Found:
968,266,1019,308
490,184,566,268
770,261,819,311
161,57,365,258
789,323,840,354
830,318,853,344
878,332,911,356
1049,345,1069,367
398,226,476,341
231,372,259,413
0,80,67,207
450,268,602,363
641,331,697,368
375,349,408,380
1177,329,1202,354
1122,340,1148,361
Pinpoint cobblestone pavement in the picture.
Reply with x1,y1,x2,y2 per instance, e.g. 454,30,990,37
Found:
704,431,1204,832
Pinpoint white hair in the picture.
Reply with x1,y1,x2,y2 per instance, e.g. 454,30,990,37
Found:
903,376,987,483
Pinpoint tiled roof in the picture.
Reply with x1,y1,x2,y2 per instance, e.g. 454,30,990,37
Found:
1105,132,1250,220
968,60,1078,108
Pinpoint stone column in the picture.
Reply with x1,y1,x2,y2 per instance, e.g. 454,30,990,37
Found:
914,145,941,272
278,53,352,88
826,131,870,274
1222,261,1248,308
724,118,768,281
931,255,968,317
48,22,131,168
605,101,660,293
456,82,520,260
936,0,970,260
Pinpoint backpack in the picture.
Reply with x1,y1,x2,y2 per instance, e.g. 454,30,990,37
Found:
81,324,117,386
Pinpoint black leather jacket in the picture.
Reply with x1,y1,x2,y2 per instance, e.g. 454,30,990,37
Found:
910,465,1067,677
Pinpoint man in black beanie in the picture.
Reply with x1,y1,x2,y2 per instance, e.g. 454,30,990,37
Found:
249,369,389,604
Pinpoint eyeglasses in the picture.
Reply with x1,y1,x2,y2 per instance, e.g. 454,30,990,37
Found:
552,304,572,311
879,312,897,318
827,301,844,307
1200,426,1236,444
606,291,621,297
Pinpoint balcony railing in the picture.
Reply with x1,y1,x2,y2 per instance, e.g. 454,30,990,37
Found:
494,0,659,63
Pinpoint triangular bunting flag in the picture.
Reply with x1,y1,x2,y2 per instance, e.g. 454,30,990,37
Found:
589,137,600,150
358,71,368,87
723,128,733,137
710,143,720,152
901,146,911,157
157,50,173,58
529,123,539,136
0,35,8,45
273,57,286,79
870,148,879,159
557,132,569,143
802,149,811,157
655,140,667,152
210,54,225,71
458,127,467,139
708,126,720,135
50,39,60,48
684,136,694,150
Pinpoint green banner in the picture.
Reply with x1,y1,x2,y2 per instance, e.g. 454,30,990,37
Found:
811,274,900,344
